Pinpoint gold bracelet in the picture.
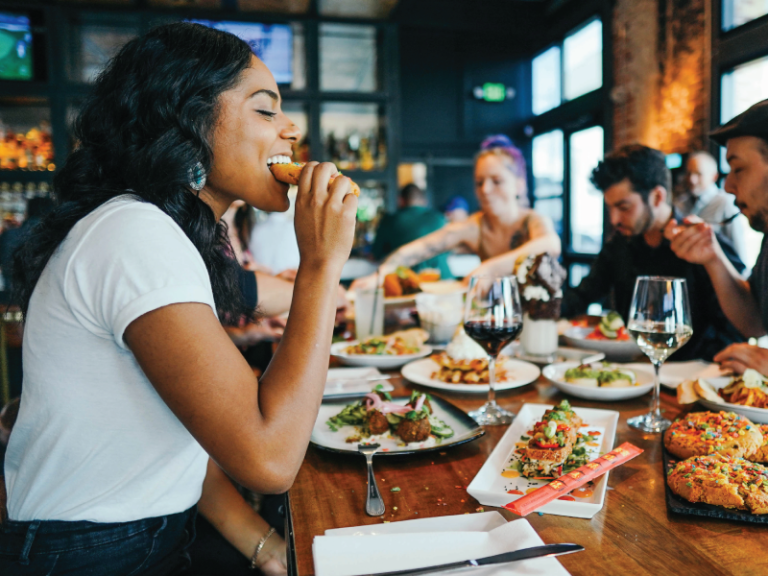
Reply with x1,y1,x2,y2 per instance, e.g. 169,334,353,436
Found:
250,527,276,570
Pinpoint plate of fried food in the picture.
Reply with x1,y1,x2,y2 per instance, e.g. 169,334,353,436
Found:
543,361,654,401
400,328,540,393
467,400,618,518
562,311,642,361
663,410,768,520
676,369,768,423
331,329,432,369
311,389,484,455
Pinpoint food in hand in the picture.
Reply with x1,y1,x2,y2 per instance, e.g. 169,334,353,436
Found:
268,160,360,196
519,400,593,478
585,311,630,341
667,454,768,514
663,411,763,460
563,363,636,388
383,266,422,297
429,328,509,384
719,369,768,408
326,388,454,445
344,329,428,356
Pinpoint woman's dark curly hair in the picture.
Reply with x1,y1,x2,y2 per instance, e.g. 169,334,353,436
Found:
13,23,254,324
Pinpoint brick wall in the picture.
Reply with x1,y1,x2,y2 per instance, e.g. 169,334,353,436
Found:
612,0,710,153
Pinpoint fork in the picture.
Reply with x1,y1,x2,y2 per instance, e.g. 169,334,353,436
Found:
358,443,385,516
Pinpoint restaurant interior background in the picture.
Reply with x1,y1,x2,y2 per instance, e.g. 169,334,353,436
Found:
1,0,768,283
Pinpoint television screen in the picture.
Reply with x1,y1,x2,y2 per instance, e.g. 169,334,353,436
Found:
0,13,32,81
190,21,292,85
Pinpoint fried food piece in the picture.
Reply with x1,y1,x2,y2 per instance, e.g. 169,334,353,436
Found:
664,411,763,460
751,425,768,463
367,410,390,435
269,162,360,196
397,416,431,443
667,454,768,514
383,273,403,297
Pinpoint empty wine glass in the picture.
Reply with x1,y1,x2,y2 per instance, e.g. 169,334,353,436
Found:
463,275,523,426
627,276,692,433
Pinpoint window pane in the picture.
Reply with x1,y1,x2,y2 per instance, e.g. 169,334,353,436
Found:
722,0,768,30
568,263,591,288
721,54,768,125
532,130,564,199
569,125,604,254
533,197,563,239
532,46,561,115
563,19,602,100
320,23,378,92
320,102,386,170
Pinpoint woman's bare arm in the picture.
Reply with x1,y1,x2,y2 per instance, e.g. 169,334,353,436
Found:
254,271,294,317
198,459,286,573
380,218,478,269
124,162,357,494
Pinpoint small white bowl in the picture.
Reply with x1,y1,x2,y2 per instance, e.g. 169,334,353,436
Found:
562,327,642,362
330,341,432,369
543,361,654,401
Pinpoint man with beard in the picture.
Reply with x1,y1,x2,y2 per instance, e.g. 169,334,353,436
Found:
562,144,745,361
666,99,768,373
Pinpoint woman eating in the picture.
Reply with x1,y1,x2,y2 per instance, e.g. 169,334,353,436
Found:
353,135,561,287
0,23,357,574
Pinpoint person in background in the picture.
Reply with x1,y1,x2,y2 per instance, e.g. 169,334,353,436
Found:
0,23,357,575
372,183,452,279
674,150,749,265
0,197,54,297
562,144,745,361
249,198,301,276
352,135,560,288
442,195,470,223
666,99,768,374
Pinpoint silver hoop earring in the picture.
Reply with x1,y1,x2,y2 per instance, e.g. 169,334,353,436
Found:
188,162,207,191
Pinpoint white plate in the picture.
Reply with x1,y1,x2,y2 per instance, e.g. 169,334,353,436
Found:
467,403,619,519
313,515,570,576
324,368,394,400
505,342,605,366
400,357,541,394
331,342,432,369
562,327,642,361
418,280,467,295
311,395,484,455
694,377,768,424
631,360,731,389
543,361,654,401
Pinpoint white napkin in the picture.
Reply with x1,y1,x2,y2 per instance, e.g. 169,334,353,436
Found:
324,368,393,398
313,516,571,576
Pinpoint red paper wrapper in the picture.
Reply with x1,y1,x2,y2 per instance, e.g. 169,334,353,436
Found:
503,442,643,517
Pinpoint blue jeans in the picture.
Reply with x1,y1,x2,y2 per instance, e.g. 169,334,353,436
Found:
0,507,197,576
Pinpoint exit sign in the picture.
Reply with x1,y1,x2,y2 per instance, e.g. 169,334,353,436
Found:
472,83,516,102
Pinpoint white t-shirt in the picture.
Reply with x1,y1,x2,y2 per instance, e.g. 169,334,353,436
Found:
4,195,215,522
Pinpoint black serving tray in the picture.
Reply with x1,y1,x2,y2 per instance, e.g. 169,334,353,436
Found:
661,436,768,524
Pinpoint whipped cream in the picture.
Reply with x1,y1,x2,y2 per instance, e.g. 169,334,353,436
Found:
446,328,488,361
523,285,550,302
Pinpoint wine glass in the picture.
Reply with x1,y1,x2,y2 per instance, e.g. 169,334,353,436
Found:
626,276,693,433
463,275,523,425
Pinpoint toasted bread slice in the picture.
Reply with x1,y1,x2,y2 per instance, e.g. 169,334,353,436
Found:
694,379,724,403
677,379,699,405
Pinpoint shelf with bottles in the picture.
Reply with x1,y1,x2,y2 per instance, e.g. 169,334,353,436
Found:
0,98,55,172
351,180,386,256
321,102,387,172
0,180,52,224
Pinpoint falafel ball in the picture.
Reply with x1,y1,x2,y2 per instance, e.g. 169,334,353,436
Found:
368,410,390,435
397,416,431,443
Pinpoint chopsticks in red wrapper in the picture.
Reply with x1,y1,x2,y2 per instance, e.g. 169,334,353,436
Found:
504,442,643,517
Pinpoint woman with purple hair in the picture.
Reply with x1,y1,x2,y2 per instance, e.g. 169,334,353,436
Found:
354,135,560,285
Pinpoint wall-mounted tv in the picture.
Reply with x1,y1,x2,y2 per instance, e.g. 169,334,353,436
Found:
189,21,292,85
0,13,32,81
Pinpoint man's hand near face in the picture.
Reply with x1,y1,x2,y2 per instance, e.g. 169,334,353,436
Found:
663,215,723,268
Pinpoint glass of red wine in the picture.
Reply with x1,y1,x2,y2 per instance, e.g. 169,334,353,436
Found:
463,275,523,425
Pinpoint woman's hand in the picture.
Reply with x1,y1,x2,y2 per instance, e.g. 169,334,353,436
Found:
255,533,288,576
294,162,357,273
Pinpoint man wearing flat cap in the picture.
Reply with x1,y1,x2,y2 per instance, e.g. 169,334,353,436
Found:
666,99,768,374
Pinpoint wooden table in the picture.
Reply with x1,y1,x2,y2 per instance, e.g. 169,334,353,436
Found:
287,373,768,576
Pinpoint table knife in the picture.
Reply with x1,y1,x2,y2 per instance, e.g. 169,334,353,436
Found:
352,543,584,576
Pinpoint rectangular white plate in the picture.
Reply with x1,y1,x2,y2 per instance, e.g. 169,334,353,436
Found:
323,367,394,400
324,511,507,537
467,403,619,518
313,516,570,576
